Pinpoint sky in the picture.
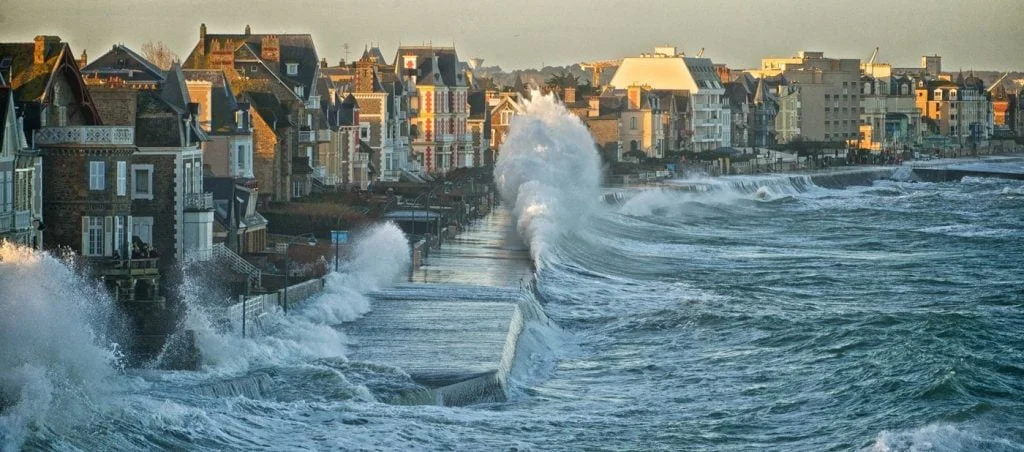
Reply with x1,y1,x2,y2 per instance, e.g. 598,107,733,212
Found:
2,0,1023,72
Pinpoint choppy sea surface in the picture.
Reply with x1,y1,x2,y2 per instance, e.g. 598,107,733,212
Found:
2,94,1023,451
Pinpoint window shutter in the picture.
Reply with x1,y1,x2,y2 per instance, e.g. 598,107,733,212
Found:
117,161,127,196
81,216,89,255
104,216,113,256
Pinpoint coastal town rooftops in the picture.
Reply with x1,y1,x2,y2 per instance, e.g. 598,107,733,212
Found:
184,69,247,135
246,91,293,129
0,36,103,127
610,49,724,92
183,24,320,101
82,44,166,86
394,45,466,87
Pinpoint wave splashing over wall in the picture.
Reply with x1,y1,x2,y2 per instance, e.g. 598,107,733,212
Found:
494,91,602,266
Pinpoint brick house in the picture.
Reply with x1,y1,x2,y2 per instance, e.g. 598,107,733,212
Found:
245,91,293,203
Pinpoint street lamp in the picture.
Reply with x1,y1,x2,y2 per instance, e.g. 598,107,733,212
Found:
282,233,317,314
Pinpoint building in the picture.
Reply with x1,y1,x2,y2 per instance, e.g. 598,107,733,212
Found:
466,90,492,166
89,63,214,266
609,46,730,151
858,74,921,151
916,72,993,148
487,91,523,157
0,72,43,247
757,51,861,144
394,45,472,174
81,44,165,90
183,24,330,202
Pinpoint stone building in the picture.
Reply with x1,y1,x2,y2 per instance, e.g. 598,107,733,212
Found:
183,24,330,202
858,73,921,151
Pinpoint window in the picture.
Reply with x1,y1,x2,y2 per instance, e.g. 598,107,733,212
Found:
236,145,247,172
360,122,370,140
89,161,105,191
116,161,127,196
295,85,304,97
132,164,153,199
85,216,104,256
286,63,298,76
132,217,153,245
0,171,10,212
114,216,124,255
631,117,637,130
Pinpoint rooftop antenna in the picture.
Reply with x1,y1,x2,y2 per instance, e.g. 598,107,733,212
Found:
343,43,350,62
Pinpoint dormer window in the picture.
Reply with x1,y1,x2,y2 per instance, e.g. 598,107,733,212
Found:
286,63,298,76
295,85,304,97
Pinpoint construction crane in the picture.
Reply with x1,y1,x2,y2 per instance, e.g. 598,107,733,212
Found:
867,47,879,65
987,72,1009,92
579,59,621,87
696,48,705,58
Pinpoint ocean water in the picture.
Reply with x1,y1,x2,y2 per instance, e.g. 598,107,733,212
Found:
2,94,1023,451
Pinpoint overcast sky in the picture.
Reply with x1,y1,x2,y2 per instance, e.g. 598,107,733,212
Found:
2,0,1022,72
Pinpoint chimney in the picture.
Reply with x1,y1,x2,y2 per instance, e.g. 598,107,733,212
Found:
588,96,600,117
245,24,251,36
199,24,207,56
260,35,280,62
79,49,88,69
188,102,200,118
320,58,328,69
627,85,641,110
564,87,576,104
34,36,60,64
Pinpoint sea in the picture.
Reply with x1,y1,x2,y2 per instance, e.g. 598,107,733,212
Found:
2,93,1022,451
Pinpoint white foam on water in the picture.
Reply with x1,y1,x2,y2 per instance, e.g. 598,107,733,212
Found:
868,423,1022,452
494,91,603,266
0,243,127,450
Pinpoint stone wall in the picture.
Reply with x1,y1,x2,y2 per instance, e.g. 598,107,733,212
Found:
132,153,178,266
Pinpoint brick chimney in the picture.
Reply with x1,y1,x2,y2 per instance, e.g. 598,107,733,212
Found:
79,49,88,69
627,85,641,110
261,35,280,62
244,24,251,36
199,23,207,56
34,36,61,64
564,87,576,104
588,96,600,117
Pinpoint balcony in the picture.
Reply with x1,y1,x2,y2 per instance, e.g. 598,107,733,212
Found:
298,130,317,143
184,192,214,211
0,210,32,234
35,126,134,146
305,96,321,110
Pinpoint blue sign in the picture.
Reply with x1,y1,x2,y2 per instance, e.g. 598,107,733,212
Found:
331,230,348,244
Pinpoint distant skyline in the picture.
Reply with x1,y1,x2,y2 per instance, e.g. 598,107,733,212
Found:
2,0,1023,73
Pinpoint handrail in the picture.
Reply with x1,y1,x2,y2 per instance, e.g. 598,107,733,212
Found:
212,243,261,290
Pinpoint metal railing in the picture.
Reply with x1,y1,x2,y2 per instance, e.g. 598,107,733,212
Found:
35,126,134,146
211,243,261,291
184,192,214,211
13,211,30,230
298,131,316,143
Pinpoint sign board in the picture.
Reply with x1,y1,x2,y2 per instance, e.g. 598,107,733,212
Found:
331,230,348,244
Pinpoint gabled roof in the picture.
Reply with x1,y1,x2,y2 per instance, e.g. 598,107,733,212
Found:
184,26,320,101
161,63,191,114
394,46,465,87
361,46,386,64
0,37,103,125
82,44,165,85
185,69,245,135
135,89,206,147
246,91,292,129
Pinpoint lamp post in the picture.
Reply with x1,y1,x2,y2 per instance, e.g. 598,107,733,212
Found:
281,233,317,314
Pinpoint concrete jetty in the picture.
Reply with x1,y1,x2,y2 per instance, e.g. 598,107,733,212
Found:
911,160,1024,182
347,286,528,406
346,207,537,406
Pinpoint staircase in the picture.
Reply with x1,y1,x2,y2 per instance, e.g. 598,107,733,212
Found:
211,243,262,292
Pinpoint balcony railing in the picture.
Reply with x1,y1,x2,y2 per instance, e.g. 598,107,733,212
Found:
0,212,10,233
298,130,316,143
184,192,214,211
35,126,134,146
14,211,30,231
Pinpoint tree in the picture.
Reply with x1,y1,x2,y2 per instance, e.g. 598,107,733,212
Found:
544,70,578,90
141,41,179,70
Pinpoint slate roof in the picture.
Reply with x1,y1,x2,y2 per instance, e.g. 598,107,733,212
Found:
339,93,358,126
82,45,165,85
468,90,488,119
134,87,207,147
184,69,246,135
246,91,292,129
184,27,320,101
393,46,466,87
0,39,65,102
